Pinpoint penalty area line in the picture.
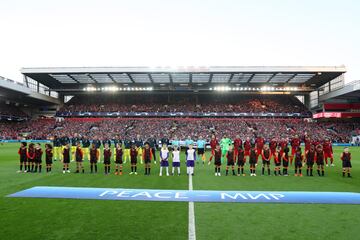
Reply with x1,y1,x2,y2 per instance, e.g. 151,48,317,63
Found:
188,174,196,240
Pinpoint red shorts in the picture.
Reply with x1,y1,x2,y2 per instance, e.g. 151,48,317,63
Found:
234,148,239,156
270,149,276,155
291,147,297,155
244,150,250,156
256,148,262,155
324,152,333,159
211,149,215,156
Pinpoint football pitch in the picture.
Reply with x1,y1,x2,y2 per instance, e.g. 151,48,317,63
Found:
1,143,359,240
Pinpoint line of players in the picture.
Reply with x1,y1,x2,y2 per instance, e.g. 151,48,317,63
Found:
17,134,353,177
208,134,352,177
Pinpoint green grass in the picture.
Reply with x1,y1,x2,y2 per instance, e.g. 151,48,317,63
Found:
0,143,359,240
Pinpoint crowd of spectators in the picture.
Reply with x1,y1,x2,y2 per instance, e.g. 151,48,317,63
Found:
0,102,28,118
1,118,357,143
58,94,310,115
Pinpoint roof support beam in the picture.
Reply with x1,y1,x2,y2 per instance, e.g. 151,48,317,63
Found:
286,74,297,83
208,73,213,83
126,73,135,83
247,73,255,83
107,74,116,83
67,74,80,84
266,73,277,83
87,74,98,84
23,75,29,87
148,73,154,84
228,73,234,83
169,73,173,85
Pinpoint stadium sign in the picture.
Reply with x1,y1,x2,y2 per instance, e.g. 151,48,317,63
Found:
8,187,360,204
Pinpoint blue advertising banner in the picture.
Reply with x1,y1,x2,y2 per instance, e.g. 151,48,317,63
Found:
56,111,310,118
1,140,52,143
8,186,360,204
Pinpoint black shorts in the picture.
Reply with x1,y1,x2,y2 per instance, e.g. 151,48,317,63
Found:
237,161,244,166
144,159,151,164
20,157,27,163
104,159,111,164
283,160,289,167
214,159,221,166
46,159,53,164
262,160,270,165
76,158,83,163
275,161,281,167
306,160,314,166
342,160,352,168
295,161,302,168
249,159,257,164
227,161,234,166
35,158,42,164
115,159,123,164
90,159,97,164
317,160,324,166
63,158,70,164
131,158,137,164
197,148,205,155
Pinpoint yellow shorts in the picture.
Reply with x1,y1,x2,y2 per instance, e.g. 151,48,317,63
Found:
82,147,89,158
124,149,130,158
53,146,60,159
71,146,76,153
137,147,143,156
97,149,101,159
113,147,117,158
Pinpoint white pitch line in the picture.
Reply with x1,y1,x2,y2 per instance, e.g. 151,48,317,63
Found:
188,174,196,240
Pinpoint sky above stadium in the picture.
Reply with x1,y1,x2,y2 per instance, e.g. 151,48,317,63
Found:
0,0,359,83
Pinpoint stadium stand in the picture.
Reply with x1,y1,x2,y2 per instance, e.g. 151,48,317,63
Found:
57,94,310,115
0,101,28,118
1,118,358,143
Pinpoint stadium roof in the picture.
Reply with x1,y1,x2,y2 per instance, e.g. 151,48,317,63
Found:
319,80,360,101
0,76,60,105
21,66,346,93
